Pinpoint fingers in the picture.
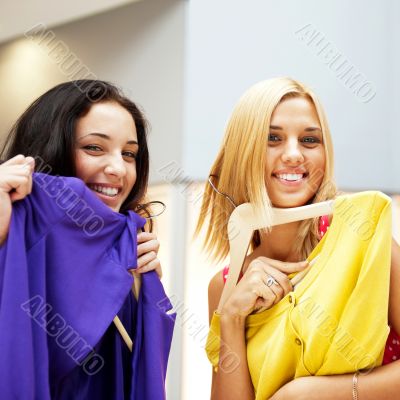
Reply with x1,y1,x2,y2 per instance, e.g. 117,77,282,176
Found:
137,239,160,257
1,174,29,197
10,179,33,202
231,256,308,315
134,258,162,279
2,154,26,166
24,157,35,170
252,283,276,309
8,167,34,202
135,232,162,278
137,231,157,244
253,267,287,305
0,155,35,198
2,154,34,167
256,256,309,274
137,250,157,268
246,259,292,305
262,267,292,296
249,259,289,284
137,233,160,257
137,249,163,278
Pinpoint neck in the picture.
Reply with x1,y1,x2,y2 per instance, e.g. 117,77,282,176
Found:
251,221,303,262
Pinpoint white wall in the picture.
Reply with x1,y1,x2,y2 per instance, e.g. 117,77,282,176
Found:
0,1,186,398
0,1,399,399
182,0,399,193
389,0,400,191
0,0,185,185
0,0,143,43
180,1,399,397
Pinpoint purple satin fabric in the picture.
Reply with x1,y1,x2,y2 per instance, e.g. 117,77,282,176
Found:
0,173,175,399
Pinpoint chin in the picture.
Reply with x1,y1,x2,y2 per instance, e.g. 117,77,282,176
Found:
271,194,313,208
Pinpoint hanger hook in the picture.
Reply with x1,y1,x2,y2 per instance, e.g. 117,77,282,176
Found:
208,175,237,208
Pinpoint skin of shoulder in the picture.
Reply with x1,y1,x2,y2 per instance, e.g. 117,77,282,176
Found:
208,270,225,323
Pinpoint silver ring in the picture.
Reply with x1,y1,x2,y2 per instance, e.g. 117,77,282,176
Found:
266,275,278,287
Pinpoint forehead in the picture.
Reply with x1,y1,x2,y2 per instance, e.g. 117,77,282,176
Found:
75,101,137,140
270,96,321,127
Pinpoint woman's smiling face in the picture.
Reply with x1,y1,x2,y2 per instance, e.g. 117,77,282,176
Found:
74,101,138,212
265,96,326,208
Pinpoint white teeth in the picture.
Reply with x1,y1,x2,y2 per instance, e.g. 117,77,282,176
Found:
276,173,304,181
90,185,119,197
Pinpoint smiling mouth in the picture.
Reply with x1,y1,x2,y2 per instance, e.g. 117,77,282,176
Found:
272,173,309,182
87,184,121,197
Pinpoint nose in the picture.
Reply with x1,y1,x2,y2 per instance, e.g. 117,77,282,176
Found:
104,154,127,178
281,138,304,164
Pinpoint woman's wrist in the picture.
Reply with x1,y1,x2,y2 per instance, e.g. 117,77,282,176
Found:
219,307,247,327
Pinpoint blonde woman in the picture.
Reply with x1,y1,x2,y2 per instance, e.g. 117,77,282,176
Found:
196,77,400,399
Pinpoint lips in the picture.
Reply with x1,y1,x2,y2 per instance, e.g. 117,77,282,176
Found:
271,171,309,187
87,183,122,198
272,167,309,178
273,172,308,182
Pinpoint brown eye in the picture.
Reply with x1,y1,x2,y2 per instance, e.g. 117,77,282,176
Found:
122,151,137,159
83,145,102,151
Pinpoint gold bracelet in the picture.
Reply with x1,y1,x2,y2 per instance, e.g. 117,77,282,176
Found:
352,371,359,400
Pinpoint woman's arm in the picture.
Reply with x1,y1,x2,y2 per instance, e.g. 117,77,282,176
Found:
270,360,400,400
208,271,254,400
271,237,400,400
208,258,308,400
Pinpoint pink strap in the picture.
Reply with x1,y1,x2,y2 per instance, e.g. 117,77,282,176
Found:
222,265,244,284
319,215,330,238
222,265,229,283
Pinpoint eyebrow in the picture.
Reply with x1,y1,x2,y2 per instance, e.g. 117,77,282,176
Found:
269,125,322,132
78,132,138,145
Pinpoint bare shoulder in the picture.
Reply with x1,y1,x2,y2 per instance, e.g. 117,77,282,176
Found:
208,269,225,322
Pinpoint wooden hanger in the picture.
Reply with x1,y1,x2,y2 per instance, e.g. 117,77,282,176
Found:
112,203,165,351
217,199,335,313
113,270,141,352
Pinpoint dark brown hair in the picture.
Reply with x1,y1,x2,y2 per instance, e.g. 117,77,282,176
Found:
1,80,150,215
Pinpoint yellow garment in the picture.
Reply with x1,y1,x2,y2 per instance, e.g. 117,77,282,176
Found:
206,191,392,399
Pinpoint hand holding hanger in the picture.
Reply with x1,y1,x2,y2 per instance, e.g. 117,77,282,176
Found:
220,257,310,317
218,200,334,313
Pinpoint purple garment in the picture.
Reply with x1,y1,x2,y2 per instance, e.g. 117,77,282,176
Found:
0,173,175,399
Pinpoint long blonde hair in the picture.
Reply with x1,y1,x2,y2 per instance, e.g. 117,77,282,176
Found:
195,77,338,263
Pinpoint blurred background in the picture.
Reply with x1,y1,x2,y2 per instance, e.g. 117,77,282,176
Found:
0,0,399,398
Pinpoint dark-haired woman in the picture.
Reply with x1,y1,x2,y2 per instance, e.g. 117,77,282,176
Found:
0,80,173,399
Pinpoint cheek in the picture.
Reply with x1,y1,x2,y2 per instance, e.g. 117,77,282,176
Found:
265,148,277,175
312,152,326,174
127,164,137,189
308,152,326,186
74,151,94,182
73,152,85,180
304,145,325,167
